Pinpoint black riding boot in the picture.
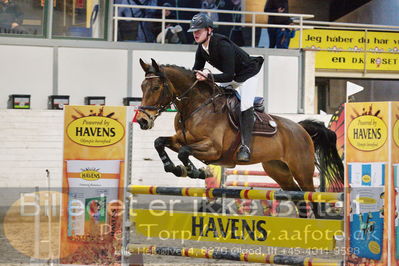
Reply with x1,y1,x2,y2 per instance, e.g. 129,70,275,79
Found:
237,107,254,162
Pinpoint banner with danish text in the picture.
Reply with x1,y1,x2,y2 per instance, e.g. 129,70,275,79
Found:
290,29,399,71
60,105,130,265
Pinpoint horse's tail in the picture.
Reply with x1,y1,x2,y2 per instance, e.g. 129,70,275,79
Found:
299,119,344,192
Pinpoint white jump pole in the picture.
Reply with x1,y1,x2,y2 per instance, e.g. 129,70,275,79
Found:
46,169,53,264
34,186,40,258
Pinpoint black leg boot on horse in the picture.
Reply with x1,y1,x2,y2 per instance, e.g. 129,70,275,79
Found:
237,107,255,162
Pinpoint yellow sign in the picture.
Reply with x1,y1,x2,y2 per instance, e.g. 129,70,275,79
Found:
353,197,377,204
369,241,381,255
362,175,371,183
80,169,101,181
290,29,399,71
347,115,387,151
61,106,128,265
67,116,125,147
132,210,343,250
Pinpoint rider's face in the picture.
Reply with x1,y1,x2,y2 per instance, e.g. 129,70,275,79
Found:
193,28,209,43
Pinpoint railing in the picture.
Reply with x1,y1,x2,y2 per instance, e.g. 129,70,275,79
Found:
113,4,314,47
113,4,399,58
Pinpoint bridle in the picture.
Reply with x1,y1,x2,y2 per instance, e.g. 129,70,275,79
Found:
138,70,223,119
138,70,224,144
137,74,200,122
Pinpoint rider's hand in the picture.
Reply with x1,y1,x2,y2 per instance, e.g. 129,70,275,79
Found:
195,70,208,81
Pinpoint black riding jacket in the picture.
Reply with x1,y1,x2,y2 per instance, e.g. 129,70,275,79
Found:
193,33,264,83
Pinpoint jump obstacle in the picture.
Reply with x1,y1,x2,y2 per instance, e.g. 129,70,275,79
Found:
225,169,319,177
128,185,344,265
224,170,320,189
222,168,321,216
128,185,343,202
225,181,282,188
124,125,341,265
128,244,342,266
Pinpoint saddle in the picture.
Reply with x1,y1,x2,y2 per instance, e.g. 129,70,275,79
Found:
226,90,277,136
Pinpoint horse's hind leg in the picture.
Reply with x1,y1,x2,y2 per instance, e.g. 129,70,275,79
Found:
262,161,299,191
262,161,306,218
288,158,321,218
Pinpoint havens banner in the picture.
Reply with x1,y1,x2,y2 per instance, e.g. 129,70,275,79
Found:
290,29,399,71
60,105,129,265
133,209,343,250
345,102,389,161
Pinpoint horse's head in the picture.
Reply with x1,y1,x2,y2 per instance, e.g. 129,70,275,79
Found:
137,58,174,130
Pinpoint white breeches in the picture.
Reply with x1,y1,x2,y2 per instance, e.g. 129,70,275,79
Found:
219,74,259,112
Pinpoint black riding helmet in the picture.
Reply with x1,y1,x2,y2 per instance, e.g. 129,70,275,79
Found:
187,13,214,32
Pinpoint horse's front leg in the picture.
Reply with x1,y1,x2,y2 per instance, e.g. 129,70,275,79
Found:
178,139,221,179
154,136,187,177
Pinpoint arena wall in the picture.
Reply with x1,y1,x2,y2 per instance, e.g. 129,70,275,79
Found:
0,110,331,192
0,39,309,113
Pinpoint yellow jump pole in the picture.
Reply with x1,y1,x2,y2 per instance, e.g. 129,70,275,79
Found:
128,185,344,203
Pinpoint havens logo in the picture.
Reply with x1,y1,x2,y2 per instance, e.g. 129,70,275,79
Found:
191,216,267,241
348,115,387,151
80,168,101,181
67,116,124,147
362,174,371,183
394,120,399,147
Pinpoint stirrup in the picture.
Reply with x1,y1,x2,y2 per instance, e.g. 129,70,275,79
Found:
237,145,251,162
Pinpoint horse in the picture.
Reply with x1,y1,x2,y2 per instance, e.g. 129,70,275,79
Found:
136,58,344,218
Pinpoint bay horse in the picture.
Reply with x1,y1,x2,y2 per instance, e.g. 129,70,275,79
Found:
136,59,344,218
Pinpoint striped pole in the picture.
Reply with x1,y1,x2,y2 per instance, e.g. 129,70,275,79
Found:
225,181,281,188
128,244,343,266
225,170,319,177
225,181,320,189
128,185,344,203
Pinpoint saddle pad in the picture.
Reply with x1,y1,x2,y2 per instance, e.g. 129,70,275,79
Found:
226,95,277,136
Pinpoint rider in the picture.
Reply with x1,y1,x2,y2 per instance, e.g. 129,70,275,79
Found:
189,13,264,162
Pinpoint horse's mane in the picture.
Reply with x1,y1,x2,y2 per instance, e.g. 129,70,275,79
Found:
161,64,215,94
162,64,194,77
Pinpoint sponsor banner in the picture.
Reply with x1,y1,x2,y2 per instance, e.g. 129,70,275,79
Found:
132,209,343,250
348,172,385,261
290,29,399,71
392,102,399,262
393,102,399,161
345,102,391,264
350,211,383,260
345,102,389,162
313,51,399,71
348,162,386,187
60,106,129,265
395,165,399,260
